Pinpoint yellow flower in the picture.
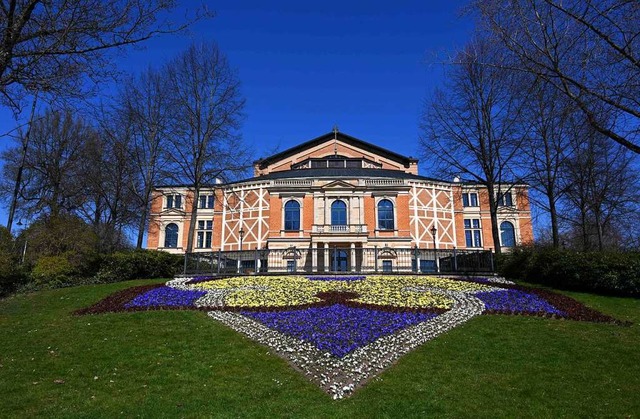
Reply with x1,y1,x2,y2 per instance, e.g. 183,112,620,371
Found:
190,275,490,310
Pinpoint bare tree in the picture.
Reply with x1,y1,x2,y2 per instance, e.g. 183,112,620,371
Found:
1,110,92,220
163,42,249,253
517,77,575,247
420,38,529,254
561,122,639,251
474,0,640,153
106,67,171,248
0,0,207,112
80,125,138,252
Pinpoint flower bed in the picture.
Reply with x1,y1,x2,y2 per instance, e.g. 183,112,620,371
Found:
76,274,628,398
242,305,439,358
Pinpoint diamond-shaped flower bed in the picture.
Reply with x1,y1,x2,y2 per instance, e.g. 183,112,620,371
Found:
75,275,627,398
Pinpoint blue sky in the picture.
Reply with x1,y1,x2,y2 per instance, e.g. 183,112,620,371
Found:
0,0,474,226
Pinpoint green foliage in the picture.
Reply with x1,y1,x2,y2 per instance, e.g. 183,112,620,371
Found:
30,254,77,287
498,246,640,297
0,226,13,253
0,227,27,297
95,250,182,283
18,214,99,271
0,280,639,417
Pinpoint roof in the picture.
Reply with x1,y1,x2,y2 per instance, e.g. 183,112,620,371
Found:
232,167,446,184
254,131,419,170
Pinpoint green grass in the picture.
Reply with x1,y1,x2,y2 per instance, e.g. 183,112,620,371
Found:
1,280,639,418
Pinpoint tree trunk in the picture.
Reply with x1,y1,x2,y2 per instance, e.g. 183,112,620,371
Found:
7,94,38,233
185,187,200,253
136,180,154,249
136,205,148,249
487,183,502,255
548,192,559,248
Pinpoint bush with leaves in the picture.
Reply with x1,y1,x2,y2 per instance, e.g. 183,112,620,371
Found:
498,246,640,297
17,214,100,277
0,226,27,296
95,250,182,283
30,253,78,287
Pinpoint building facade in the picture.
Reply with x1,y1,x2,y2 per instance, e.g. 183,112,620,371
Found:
147,131,533,272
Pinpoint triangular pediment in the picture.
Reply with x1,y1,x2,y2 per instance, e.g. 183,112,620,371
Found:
160,208,185,215
321,180,356,189
254,132,417,170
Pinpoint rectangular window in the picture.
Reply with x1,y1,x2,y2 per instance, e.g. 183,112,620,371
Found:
346,160,361,168
311,160,327,168
196,220,213,248
287,260,296,273
166,194,182,209
199,194,214,209
462,192,478,207
328,159,344,168
498,192,513,207
464,219,482,248
382,260,393,273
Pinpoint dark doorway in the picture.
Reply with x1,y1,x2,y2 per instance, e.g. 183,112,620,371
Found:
331,249,348,272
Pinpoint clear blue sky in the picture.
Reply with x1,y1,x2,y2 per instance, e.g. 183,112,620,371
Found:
0,0,474,226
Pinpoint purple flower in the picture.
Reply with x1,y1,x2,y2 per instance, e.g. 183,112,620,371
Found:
124,287,206,308
187,276,215,284
306,275,366,282
241,304,438,357
476,289,564,315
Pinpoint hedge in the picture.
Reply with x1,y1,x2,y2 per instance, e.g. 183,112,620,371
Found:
498,247,640,297
94,250,183,283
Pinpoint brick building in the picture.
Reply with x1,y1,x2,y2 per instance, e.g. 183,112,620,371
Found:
147,131,533,272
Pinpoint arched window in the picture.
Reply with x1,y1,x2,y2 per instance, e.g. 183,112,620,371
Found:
377,199,394,230
284,200,300,231
164,223,179,248
331,200,347,225
500,221,516,247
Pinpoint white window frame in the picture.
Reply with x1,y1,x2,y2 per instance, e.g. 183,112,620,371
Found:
463,218,483,248
330,198,348,226
160,220,183,250
498,218,520,247
282,197,303,231
497,191,514,208
199,194,215,209
196,219,213,249
462,192,479,207
165,194,183,209
374,196,397,231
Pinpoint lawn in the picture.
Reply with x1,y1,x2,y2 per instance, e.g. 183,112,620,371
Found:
0,278,639,418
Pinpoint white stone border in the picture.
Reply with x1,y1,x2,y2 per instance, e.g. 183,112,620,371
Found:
208,290,485,399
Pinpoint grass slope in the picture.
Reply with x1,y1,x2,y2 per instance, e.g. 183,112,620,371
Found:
0,279,638,418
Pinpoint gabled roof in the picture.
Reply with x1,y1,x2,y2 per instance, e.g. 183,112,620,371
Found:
233,168,445,184
254,131,418,170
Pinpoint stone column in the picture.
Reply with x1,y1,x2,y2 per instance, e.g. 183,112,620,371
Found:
350,243,356,272
324,243,329,272
312,242,318,273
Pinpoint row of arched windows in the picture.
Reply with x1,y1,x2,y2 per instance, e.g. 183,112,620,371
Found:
164,209,517,248
283,199,395,231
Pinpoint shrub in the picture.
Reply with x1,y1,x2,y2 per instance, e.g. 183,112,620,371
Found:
95,250,182,283
0,252,27,297
18,214,99,275
0,226,28,297
31,254,77,287
498,246,640,297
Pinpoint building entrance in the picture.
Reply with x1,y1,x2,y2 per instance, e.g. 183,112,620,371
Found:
331,249,349,272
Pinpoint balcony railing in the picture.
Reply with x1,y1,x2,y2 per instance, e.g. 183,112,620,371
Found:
311,224,368,234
